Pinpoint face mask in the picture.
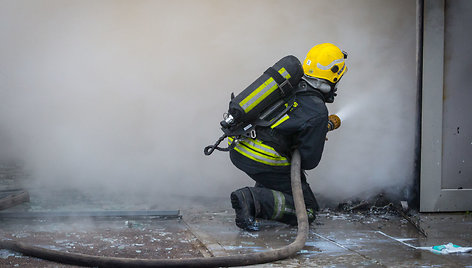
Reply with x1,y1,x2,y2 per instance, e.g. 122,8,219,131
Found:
302,76,333,93
325,87,337,103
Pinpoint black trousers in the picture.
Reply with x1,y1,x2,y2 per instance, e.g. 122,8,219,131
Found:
230,150,319,225
241,170,319,225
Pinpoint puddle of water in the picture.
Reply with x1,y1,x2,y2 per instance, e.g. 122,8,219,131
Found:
0,249,19,259
305,240,346,255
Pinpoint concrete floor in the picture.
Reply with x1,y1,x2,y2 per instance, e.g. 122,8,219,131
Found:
1,164,471,267
1,204,471,267
184,209,472,267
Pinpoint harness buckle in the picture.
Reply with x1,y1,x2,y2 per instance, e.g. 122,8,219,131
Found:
278,79,292,96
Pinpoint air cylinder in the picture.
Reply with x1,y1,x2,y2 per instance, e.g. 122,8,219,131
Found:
227,55,304,125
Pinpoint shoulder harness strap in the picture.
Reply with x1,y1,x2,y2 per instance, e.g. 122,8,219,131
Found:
264,67,293,97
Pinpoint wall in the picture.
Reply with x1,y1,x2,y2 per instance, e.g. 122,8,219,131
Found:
0,0,416,207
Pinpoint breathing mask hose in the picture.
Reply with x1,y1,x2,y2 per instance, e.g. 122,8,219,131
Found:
203,134,228,155
204,133,240,155
0,151,308,267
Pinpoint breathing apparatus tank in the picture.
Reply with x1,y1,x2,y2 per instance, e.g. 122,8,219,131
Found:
205,55,304,155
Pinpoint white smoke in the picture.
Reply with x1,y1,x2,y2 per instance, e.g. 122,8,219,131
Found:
0,0,417,207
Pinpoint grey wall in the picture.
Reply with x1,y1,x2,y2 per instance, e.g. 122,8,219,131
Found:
0,0,417,207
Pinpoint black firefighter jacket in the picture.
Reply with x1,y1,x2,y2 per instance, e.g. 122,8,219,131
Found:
230,80,329,174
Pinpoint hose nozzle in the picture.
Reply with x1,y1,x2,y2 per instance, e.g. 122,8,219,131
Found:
327,114,341,131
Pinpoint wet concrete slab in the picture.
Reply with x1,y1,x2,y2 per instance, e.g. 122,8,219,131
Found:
1,166,471,267
0,204,471,267
185,210,472,267
0,217,208,267
185,211,381,267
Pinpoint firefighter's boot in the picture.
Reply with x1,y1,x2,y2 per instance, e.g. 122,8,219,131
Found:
230,188,259,231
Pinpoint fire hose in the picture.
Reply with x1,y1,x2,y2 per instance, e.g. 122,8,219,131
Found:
0,150,308,267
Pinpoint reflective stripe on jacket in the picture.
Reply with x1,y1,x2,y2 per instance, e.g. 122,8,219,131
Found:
229,80,328,171
228,137,290,166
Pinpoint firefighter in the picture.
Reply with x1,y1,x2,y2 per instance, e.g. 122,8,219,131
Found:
230,43,347,231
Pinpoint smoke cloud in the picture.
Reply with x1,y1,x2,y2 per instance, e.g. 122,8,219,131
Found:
0,0,416,207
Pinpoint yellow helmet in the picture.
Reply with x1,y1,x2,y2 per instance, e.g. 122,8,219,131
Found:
302,43,347,84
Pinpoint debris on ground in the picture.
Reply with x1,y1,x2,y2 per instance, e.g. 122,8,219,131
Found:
423,243,472,254
335,193,427,237
0,190,30,210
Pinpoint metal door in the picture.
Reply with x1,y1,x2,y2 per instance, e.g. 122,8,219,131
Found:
420,0,472,211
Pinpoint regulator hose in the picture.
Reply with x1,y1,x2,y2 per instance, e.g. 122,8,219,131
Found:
0,150,309,267
204,134,231,155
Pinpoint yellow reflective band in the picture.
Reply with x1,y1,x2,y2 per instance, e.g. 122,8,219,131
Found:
271,114,289,129
231,138,290,166
239,138,281,157
238,141,286,161
233,146,290,166
239,78,277,113
278,67,291,79
231,137,283,157
239,68,291,113
272,190,285,220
